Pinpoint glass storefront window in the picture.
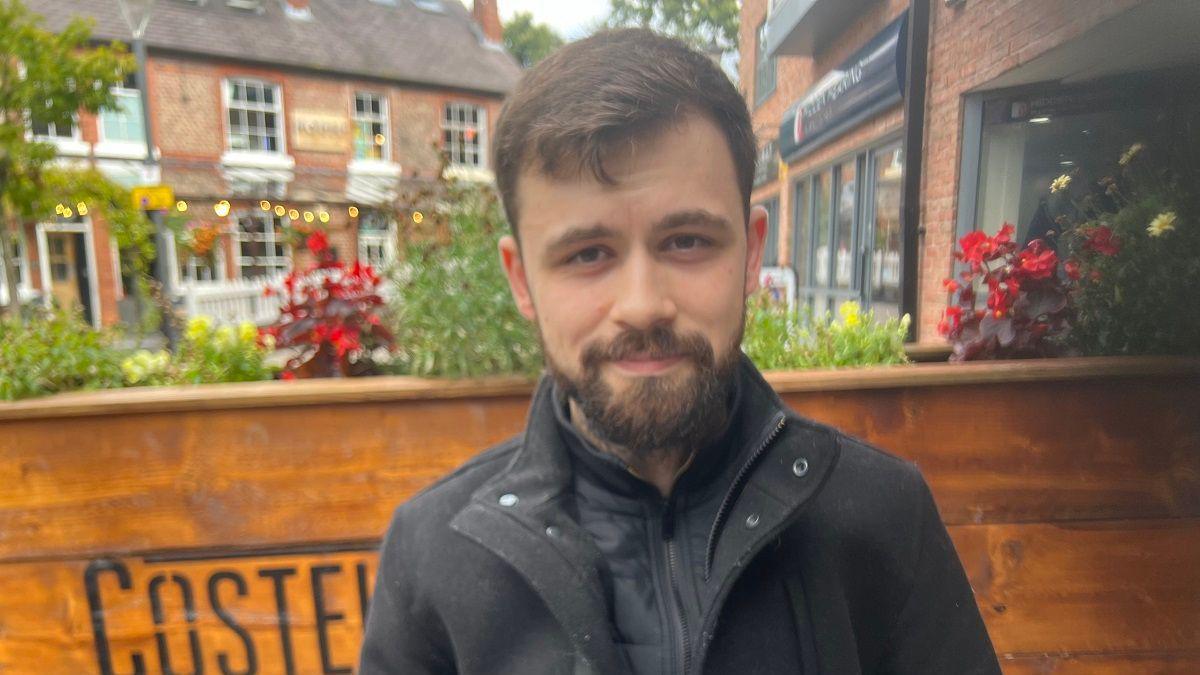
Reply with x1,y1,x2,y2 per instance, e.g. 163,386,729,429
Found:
789,138,905,319
870,143,903,318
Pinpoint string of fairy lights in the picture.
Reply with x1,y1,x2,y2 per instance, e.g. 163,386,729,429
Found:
53,198,426,226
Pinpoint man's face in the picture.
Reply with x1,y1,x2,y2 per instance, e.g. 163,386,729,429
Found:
499,114,768,456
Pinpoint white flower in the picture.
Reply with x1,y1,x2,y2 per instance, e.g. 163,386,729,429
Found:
1050,174,1072,194
1147,211,1177,237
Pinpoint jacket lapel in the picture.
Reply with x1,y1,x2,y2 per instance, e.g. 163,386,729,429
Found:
450,376,630,674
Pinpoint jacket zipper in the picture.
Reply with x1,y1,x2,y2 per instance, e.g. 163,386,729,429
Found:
660,500,692,675
703,414,786,580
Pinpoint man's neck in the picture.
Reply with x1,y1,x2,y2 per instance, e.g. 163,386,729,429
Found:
566,397,691,498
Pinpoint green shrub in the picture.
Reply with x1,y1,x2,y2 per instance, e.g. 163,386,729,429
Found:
743,293,910,370
385,179,542,378
121,315,275,386
0,307,127,400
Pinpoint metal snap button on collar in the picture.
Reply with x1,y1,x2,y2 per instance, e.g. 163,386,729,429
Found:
499,493,519,507
745,513,761,529
792,457,810,477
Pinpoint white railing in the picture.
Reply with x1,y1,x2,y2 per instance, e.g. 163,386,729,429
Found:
177,275,286,326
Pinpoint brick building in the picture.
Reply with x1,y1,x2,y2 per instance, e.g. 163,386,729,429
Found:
742,0,1200,344
6,0,519,327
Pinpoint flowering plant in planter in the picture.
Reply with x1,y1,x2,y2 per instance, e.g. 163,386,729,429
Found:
262,230,395,378
1052,138,1200,357
939,225,1072,361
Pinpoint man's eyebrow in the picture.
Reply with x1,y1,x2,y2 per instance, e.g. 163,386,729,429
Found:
652,209,734,234
543,223,619,258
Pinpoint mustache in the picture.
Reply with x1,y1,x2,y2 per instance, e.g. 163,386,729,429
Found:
580,325,714,371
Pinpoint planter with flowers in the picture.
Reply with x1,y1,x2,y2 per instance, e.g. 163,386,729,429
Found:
940,140,1200,360
260,229,396,378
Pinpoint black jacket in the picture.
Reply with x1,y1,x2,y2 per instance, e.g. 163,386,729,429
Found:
359,356,1001,674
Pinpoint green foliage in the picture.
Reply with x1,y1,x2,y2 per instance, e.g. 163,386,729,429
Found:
503,11,565,68
121,316,275,386
0,0,136,316
606,0,740,54
385,178,541,378
0,307,126,400
41,167,156,274
742,293,911,370
1054,119,1200,357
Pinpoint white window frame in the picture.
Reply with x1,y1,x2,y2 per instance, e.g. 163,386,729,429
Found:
357,211,397,269
234,211,291,280
442,102,487,169
28,114,89,157
223,77,286,157
0,231,34,306
353,91,390,162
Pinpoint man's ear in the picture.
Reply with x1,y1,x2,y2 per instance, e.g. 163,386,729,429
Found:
498,234,537,321
744,204,769,297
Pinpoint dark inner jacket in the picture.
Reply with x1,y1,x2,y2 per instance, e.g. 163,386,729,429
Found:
359,354,1002,674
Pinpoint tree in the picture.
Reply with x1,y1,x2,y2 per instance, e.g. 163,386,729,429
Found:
503,11,564,69
0,0,134,318
605,0,740,56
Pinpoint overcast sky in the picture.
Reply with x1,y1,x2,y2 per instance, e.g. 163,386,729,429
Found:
464,0,612,40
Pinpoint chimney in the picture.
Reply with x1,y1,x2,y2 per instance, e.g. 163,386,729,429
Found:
473,0,502,45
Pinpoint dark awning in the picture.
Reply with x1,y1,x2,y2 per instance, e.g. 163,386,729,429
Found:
778,11,908,163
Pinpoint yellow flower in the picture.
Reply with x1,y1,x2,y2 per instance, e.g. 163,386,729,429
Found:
1119,142,1145,166
838,301,862,327
215,325,235,348
1147,211,1177,237
1050,174,1072,194
238,321,258,344
186,315,213,342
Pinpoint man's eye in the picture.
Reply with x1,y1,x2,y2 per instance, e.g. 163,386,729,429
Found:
567,247,609,265
667,235,709,251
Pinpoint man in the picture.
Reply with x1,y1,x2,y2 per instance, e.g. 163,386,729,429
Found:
360,29,1000,674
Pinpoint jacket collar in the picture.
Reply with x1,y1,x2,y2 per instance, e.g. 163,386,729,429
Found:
450,354,842,673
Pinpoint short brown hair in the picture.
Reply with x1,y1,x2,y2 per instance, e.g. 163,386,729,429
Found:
493,28,757,237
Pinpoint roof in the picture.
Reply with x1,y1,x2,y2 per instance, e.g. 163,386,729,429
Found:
33,0,522,96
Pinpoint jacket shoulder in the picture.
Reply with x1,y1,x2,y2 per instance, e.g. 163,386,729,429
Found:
391,434,523,523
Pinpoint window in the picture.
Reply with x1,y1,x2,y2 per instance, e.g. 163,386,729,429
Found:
791,140,904,317
443,103,485,168
235,212,290,278
225,78,283,153
353,92,389,161
358,210,395,269
754,20,776,106
100,85,145,144
31,118,75,140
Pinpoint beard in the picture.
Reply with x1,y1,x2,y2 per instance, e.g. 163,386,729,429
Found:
544,320,744,461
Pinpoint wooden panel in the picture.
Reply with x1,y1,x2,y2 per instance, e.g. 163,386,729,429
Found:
0,548,376,674
783,376,1200,525
1002,653,1200,674
950,520,1200,657
0,398,528,561
2,521,1196,673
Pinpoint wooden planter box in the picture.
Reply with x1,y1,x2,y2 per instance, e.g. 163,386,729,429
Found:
1,356,1197,673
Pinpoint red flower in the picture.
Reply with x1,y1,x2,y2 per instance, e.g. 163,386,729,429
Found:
281,370,296,381
993,223,1015,247
942,278,960,293
1083,226,1121,256
1064,259,1081,281
1014,239,1058,281
306,230,330,255
956,230,990,266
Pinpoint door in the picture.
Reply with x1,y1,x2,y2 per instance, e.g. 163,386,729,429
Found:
864,142,904,318
45,231,93,324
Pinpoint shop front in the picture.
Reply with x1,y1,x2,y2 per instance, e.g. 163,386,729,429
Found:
777,11,910,318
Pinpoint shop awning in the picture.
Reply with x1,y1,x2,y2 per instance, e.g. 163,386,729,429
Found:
766,0,883,57
778,11,908,163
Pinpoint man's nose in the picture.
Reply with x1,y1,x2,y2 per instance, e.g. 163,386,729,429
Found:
610,251,677,330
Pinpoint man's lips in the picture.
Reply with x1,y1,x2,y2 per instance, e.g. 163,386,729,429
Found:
610,353,685,374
